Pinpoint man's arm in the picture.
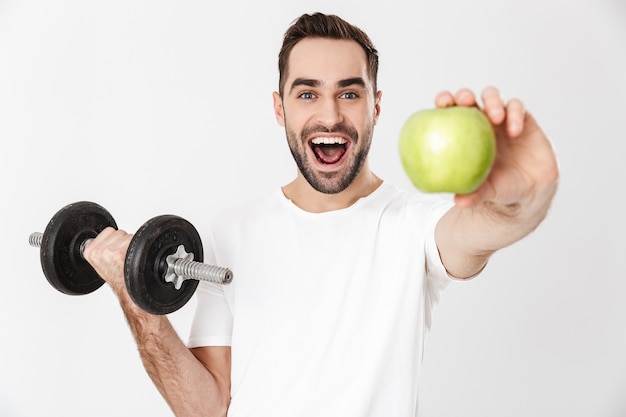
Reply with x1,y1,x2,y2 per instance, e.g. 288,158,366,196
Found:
84,228,231,416
434,87,560,279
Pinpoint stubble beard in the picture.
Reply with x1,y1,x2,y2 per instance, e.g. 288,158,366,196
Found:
286,122,373,195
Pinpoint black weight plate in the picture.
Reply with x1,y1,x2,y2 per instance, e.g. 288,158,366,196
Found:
125,215,202,315
40,201,117,295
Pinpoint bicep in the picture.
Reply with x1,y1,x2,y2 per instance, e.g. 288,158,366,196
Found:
190,346,231,402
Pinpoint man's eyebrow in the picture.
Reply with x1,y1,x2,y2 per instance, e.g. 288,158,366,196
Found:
337,77,366,89
289,78,320,94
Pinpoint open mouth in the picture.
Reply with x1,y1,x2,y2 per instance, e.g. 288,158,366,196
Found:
310,136,349,165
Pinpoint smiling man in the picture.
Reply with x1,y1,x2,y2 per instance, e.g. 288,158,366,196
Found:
276,36,381,210
83,12,559,417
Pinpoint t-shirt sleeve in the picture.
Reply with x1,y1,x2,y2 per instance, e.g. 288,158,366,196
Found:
187,281,233,348
187,226,234,348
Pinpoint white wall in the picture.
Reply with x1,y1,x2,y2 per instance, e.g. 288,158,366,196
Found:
1,1,624,416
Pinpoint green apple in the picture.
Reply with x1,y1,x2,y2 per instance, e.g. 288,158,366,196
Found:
398,106,496,194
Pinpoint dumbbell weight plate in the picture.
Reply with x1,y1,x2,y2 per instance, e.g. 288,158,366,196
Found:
40,201,117,295
125,215,202,315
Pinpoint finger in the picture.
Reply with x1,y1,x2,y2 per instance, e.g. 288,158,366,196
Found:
453,179,496,208
105,230,132,251
83,227,130,261
83,226,116,256
505,98,526,137
481,86,505,125
453,193,479,208
454,88,477,107
434,90,455,108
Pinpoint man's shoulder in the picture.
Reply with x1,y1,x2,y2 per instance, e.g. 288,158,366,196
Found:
376,182,453,213
210,188,283,224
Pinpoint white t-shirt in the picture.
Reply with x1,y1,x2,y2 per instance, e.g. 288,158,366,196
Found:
189,182,455,417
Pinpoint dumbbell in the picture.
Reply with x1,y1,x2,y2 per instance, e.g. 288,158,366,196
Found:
29,201,233,315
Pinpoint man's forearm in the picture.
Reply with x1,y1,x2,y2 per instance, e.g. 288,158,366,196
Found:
436,182,558,279
118,293,229,417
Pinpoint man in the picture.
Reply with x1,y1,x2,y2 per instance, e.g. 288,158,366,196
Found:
84,12,559,417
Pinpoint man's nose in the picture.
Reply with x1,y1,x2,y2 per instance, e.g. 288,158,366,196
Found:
316,97,344,128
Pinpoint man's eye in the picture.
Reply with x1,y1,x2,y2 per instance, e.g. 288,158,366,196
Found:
299,92,315,100
341,92,358,99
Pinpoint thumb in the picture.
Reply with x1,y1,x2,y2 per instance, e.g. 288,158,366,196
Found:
454,180,496,207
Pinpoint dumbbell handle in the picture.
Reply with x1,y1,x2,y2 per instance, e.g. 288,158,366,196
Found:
29,232,233,287
28,232,93,258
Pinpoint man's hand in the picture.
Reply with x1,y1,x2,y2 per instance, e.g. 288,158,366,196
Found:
82,227,134,296
435,86,559,209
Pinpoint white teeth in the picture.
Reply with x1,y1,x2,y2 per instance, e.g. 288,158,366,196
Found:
311,137,348,145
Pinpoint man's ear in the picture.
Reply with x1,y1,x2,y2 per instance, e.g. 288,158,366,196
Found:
373,90,382,125
272,91,285,127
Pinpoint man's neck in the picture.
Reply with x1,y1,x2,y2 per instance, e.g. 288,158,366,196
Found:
281,167,383,213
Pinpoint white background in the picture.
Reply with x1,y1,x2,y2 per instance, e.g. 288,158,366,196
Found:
1,0,625,416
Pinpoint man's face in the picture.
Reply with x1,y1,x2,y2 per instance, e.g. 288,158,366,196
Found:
273,38,381,194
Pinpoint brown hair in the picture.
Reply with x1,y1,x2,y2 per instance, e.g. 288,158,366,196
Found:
277,13,379,97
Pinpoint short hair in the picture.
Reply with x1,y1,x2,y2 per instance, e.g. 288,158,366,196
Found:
277,13,379,97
